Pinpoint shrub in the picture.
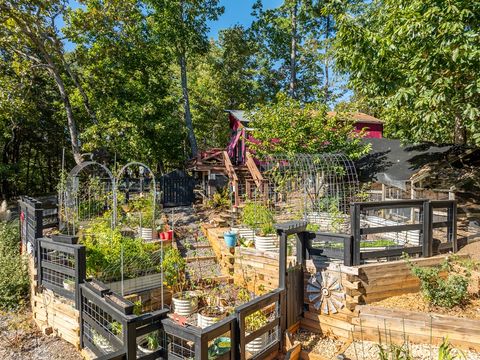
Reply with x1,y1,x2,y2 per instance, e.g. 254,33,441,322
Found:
411,260,469,308
241,202,275,235
206,187,231,210
81,214,159,280
162,247,186,293
0,221,30,310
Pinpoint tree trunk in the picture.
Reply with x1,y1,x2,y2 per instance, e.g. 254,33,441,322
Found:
48,66,83,164
454,114,467,145
179,53,198,158
289,1,298,99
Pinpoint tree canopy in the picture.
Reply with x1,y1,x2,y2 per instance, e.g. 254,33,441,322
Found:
335,0,480,145
1,0,479,199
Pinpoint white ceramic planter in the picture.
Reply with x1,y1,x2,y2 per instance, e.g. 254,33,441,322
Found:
197,307,226,329
236,227,256,242
254,234,279,252
172,291,199,316
245,332,268,354
138,227,154,241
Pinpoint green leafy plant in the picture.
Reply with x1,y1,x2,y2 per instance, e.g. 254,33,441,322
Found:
162,247,187,294
438,337,464,360
241,202,275,236
245,310,269,333
410,259,469,308
377,343,413,360
145,331,160,350
81,213,159,280
133,300,142,316
0,221,29,310
207,187,231,210
110,321,123,336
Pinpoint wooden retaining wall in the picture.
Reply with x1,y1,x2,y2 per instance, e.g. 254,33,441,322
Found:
301,255,455,341
354,305,480,351
29,259,80,349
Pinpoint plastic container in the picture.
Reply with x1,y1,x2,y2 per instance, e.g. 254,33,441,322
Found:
223,231,238,248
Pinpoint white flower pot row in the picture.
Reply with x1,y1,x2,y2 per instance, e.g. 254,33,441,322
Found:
231,227,279,252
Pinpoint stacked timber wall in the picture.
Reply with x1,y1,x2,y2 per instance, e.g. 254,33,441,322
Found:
29,259,80,349
301,255,454,340
355,306,480,351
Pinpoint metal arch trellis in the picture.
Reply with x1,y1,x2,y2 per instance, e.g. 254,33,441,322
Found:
61,160,117,235
116,161,158,230
257,153,359,232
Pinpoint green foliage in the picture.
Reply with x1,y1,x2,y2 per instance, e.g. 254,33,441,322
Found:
81,214,159,280
162,247,187,294
248,93,370,159
410,260,469,308
335,0,480,145
0,221,29,310
206,187,231,210
377,343,413,360
110,321,123,336
245,310,269,333
241,202,275,236
145,331,160,350
438,337,464,360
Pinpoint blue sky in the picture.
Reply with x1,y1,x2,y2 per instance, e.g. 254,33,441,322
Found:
208,0,283,38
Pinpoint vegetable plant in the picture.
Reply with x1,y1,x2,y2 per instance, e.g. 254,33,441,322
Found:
241,202,275,236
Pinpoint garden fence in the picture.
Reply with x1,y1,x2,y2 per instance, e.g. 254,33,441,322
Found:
296,199,457,266
36,236,86,309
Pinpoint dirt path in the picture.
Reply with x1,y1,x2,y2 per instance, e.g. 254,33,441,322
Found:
0,311,82,360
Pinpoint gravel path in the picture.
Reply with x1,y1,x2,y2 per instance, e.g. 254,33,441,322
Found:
343,340,480,360
0,311,82,360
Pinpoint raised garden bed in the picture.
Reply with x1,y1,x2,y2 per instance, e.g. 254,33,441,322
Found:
105,292,134,315
371,291,480,320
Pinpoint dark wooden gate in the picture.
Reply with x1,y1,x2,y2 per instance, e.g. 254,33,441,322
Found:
286,265,304,329
160,170,195,207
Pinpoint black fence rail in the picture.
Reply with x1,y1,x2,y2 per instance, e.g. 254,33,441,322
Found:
19,196,44,254
36,236,86,308
236,288,283,360
80,282,169,360
162,314,237,360
296,199,458,266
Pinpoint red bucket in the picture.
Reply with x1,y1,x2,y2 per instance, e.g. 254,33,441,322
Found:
159,230,173,241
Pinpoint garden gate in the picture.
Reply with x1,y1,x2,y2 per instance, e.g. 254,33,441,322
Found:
160,170,195,207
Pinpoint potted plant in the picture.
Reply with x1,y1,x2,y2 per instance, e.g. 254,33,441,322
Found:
197,306,227,329
92,329,114,353
138,331,161,354
241,202,278,251
163,248,199,316
63,278,75,292
159,223,173,242
245,310,269,354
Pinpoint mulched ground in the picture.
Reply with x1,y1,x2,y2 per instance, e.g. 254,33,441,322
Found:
371,292,480,320
0,311,82,360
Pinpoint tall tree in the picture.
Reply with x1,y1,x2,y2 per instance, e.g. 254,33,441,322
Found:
0,0,95,164
64,0,185,170
148,0,224,159
335,0,480,145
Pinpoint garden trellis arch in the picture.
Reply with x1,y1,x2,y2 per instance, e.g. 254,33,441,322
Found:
259,153,359,232
61,160,117,235
116,161,158,233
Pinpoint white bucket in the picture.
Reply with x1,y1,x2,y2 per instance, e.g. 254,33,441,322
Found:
172,291,199,316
